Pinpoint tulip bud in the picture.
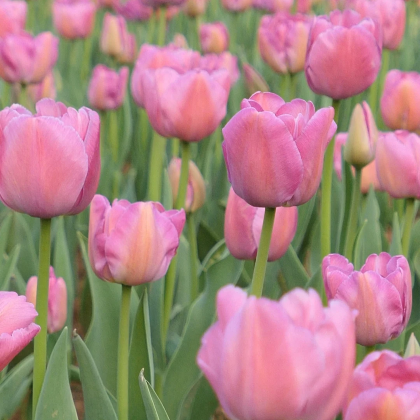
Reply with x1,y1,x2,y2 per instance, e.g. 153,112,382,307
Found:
404,333,420,358
27,71,56,103
242,63,269,96
26,267,67,334
182,0,208,17
168,158,206,212
199,22,229,54
344,102,377,168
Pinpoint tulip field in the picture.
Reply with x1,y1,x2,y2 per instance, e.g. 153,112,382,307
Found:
2,0,420,419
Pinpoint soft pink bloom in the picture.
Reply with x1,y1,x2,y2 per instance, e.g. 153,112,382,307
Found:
252,0,293,12
221,0,252,11
0,291,40,371
170,33,188,48
0,0,26,38
343,351,420,420
380,70,420,131
376,130,420,199
197,286,356,420
0,99,100,218
142,66,230,142
225,187,297,261
88,65,129,111
88,195,185,285
305,10,382,99
222,92,336,208
168,158,206,212
0,32,58,84
322,253,412,346
182,0,208,16
199,22,229,54
258,12,312,74
199,51,240,84
53,0,96,40
242,63,269,96
27,71,56,103
112,0,153,20
26,267,67,334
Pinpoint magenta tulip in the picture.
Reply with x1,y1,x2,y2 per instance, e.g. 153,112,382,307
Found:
222,91,336,208
197,286,356,420
0,291,40,371
88,195,185,285
0,0,26,38
0,99,100,218
323,253,412,346
26,267,67,334
305,10,382,99
199,22,229,54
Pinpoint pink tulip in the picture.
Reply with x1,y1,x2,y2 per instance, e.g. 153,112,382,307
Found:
0,32,58,84
258,12,312,74
380,70,420,131
376,130,420,199
199,22,229,54
322,253,412,346
182,0,208,16
0,0,26,38
27,71,57,103
199,51,239,84
225,187,297,261
221,0,252,11
305,10,382,99
343,351,420,420
53,0,96,40
252,0,293,13
222,92,336,208
142,66,230,142
112,0,153,20
242,63,269,96
26,267,67,334
0,292,40,371
170,33,188,49
0,99,100,218
88,65,129,111
197,286,356,420
88,195,185,285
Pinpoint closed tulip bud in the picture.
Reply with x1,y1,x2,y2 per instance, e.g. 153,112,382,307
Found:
0,292,40,371
323,253,412,346
197,286,356,420
223,92,337,208
171,33,188,48
305,10,382,100
258,12,311,74
344,102,377,168
27,71,56,103
344,351,420,420
88,65,129,110
376,130,420,199
0,99,100,218
53,0,96,40
112,0,153,20
0,32,59,85
88,195,186,285
243,63,269,96
221,0,252,11
380,70,420,131
168,158,206,212
225,187,297,261
199,22,229,54
0,0,26,38
26,267,67,334
182,0,208,16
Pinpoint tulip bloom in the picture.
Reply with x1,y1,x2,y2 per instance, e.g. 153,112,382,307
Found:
344,351,420,420
112,0,153,20
199,52,240,84
197,286,356,420
88,195,185,285
53,0,96,40
222,92,336,208
0,32,58,84
380,70,420,131
26,267,67,334
305,10,382,99
258,12,311,74
0,99,100,218
27,71,57,103
322,253,412,346
199,22,229,54
225,188,297,261
0,0,26,38
0,291,40,371
182,0,208,17
376,131,420,199
88,65,129,111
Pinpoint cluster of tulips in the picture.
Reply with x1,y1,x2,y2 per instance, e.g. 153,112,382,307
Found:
1,0,420,419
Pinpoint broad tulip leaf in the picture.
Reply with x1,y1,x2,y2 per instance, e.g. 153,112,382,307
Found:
0,245,20,291
73,332,118,420
292,195,316,253
389,212,403,256
188,376,218,420
278,246,309,289
139,370,170,420
0,212,13,257
338,157,354,254
34,328,78,420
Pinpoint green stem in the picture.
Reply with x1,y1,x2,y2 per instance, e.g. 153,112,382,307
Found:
321,99,340,259
32,218,52,417
117,285,131,420
187,214,199,301
365,345,375,355
344,167,362,260
175,141,190,210
157,7,167,46
163,254,177,347
280,73,290,101
290,73,298,100
402,198,416,256
250,207,276,297
81,35,94,81
147,10,157,44
108,110,119,164
147,132,166,202
172,138,179,158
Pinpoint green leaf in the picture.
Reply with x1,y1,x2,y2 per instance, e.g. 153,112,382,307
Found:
292,196,316,252
305,267,323,296
389,212,403,256
139,370,170,420
35,328,78,420
278,246,309,289
0,245,20,291
338,158,354,254
0,212,13,257
163,255,243,420
73,332,118,420
187,376,218,420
